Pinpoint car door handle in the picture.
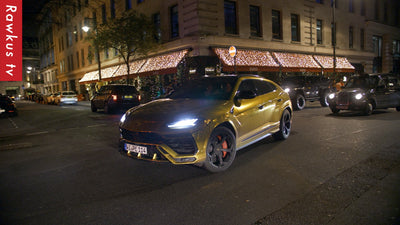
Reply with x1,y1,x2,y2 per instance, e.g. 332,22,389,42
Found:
258,105,264,110
277,99,282,102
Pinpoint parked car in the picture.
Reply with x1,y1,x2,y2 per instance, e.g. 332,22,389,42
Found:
59,91,78,105
328,73,400,115
118,75,293,172
0,95,17,117
91,84,141,113
280,75,332,110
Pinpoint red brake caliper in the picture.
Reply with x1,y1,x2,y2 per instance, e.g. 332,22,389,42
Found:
217,135,228,158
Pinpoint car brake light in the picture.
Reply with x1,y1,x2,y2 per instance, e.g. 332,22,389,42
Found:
112,95,118,101
138,95,141,102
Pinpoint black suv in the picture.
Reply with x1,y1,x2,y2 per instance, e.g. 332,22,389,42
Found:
280,75,332,110
91,84,141,113
0,95,17,117
328,73,400,115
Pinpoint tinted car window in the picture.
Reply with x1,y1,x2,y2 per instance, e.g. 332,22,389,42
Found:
112,86,139,95
254,80,276,95
169,77,237,100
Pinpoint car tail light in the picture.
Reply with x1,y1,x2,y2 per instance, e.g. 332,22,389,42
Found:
112,95,118,101
138,95,141,102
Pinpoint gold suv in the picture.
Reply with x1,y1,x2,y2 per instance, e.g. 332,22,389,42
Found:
119,75,292,172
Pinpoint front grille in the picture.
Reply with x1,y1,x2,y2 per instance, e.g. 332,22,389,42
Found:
163,134,198,155
337,92,350,105
120,129,198,155
121,128,162,144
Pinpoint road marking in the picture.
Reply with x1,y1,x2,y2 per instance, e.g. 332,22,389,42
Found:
0,142,32,150
26,131,49,136
8,118,18,128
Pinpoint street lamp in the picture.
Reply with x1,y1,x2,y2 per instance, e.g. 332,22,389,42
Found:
332,0,337,77
82,17,102,81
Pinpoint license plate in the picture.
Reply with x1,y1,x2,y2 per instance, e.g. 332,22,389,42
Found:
125,143,147,154
124,95,133,99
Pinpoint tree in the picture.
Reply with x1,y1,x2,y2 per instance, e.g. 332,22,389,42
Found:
92,11,159,84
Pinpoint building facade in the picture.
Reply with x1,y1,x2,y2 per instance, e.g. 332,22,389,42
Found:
38,0,400,99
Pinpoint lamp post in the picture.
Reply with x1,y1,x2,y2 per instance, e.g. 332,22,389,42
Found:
82,17,102,82
332,0,337,77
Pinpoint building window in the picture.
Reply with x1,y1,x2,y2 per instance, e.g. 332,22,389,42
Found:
349,0,354,13
170,5,179,38
373,35,382,73
110,0,116,19
349,26,353,48
81,49,85,67
126,0,132,10
153,13,161,41
360,0,366,16
360,28,365,50
224,1,237,35
250,5,261,37
374,0,379,20
317,19,323,44
102,4,107,24
291,14,300,42
67,31,72,47
316,0,323,4
74,26,78,42
105,49,109,59
383,1,388,23
88,46,93,65
62,81,67,91
76,52,80,68
331,0,337,8
272,10,282,40
393,40,400,54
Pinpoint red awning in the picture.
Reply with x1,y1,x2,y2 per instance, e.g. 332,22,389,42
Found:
272,52,322,72
313,55,355,73
214,48,280,72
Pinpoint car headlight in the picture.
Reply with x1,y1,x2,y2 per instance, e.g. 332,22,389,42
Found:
120,113,126,123
284,88,290,93
167,118,198,129
355,93,363,100
328,93,335,99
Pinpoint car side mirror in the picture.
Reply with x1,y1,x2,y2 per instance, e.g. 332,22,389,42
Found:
236,90,257,100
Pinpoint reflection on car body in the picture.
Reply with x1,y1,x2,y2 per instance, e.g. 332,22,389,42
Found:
328,73,400,115
119,75,293,172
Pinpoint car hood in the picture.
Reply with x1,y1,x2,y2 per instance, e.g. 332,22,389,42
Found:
121,98,229,132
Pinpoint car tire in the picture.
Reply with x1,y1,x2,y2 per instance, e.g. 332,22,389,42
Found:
294,94,305,110
273,109,292,140
104,103,111,114
203,126,236,173
331,107,340,114
320,92,329,107
91,102,97,112
364,102,373,116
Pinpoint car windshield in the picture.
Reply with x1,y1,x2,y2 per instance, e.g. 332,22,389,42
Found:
345,77,372,89
169,77,237,100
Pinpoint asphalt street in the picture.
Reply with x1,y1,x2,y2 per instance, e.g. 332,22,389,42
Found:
0,100,399,225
